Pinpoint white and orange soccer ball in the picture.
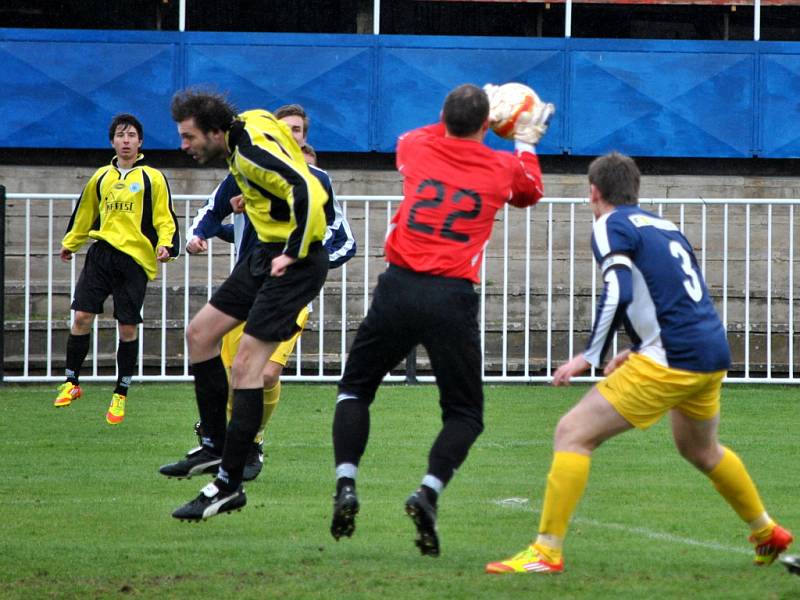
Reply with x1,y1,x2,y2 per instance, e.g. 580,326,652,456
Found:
487,83,538,139
484,82,555,144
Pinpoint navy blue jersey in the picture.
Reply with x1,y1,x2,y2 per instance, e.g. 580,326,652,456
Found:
311,166,357,267
187,167,356,268
585,205,730,372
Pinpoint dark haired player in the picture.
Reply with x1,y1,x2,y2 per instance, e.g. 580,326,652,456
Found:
165,90,329,520
55,113,179,425
330,83,550,556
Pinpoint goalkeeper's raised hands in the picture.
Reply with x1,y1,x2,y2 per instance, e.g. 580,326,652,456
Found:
513,100,555,145
482,82,555,145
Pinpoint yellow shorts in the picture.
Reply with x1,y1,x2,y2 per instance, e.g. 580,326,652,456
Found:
220,306,310,369
596,353,726,430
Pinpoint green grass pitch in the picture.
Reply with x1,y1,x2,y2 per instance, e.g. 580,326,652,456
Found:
1,383,798,598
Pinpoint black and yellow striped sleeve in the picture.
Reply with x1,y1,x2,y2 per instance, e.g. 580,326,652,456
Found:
62,166,106,251
230,113,327,260
236,138,320,258
143,166,181,259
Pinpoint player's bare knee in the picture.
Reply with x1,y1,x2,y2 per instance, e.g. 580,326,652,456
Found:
231,352,263,389
262,372,279,389
262,362,282,389
553,415,578,446
118,324,138,342
229,362,247,388
185,320,199,347
554,414,598,452
676,441,719,472
72,311,95,333
185,319,211,353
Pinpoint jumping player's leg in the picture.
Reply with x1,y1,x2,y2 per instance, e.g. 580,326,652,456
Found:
209,243,326,497
408,302,483,557
186,303,243,453
222,307,309,443
333,312,415,487
331,270,417,540
333,269,417,491
185,245,272,454
115,323,138,396
216,333,279,490
419,296,484,507
66,310,95,380
217,310,307,481
330,312,415,541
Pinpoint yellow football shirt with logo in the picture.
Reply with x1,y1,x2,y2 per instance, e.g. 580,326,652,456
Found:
62,154,180,280
225,110,328,260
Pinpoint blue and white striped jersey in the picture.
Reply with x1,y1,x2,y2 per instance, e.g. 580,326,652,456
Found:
313,166,357,268
585,205,730,372
187,166,356,268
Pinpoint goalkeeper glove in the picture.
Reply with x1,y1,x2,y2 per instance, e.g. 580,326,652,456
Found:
513,101,556,145
483,83,508,127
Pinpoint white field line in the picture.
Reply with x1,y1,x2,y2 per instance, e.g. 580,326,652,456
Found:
493,497,750,556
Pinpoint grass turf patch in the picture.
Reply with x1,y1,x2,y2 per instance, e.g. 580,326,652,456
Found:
1,383,798,598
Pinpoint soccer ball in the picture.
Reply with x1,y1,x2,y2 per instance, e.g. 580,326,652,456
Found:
488,82,539,140
781,555,800,576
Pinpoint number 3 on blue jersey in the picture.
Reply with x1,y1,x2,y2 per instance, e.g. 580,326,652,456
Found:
669,240,703,302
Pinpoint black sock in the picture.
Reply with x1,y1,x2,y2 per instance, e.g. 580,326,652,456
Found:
192,355,229,453
332,397,370,467
337,477,356,494
217,388,263,490
114,339,137,395
65,333,90,384
427,415,484,489
420,485,439,507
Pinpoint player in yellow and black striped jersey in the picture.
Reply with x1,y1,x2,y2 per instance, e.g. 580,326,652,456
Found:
54,113,180,426
165,89,329,521
225,108,329,257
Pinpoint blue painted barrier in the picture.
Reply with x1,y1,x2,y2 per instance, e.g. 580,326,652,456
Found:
1,29,799,157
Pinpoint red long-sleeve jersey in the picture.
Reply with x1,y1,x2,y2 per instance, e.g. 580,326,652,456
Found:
385,122,544,283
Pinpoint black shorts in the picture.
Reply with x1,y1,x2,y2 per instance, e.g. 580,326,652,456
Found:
210,241,329,342
339,265,484,422
71,240,149,325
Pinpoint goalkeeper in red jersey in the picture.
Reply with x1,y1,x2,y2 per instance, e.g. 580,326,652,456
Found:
330,83,551,556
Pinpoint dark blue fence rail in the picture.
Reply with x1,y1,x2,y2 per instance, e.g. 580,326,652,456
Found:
2,29,800,158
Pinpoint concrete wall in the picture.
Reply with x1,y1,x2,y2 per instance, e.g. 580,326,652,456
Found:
5,163,800,199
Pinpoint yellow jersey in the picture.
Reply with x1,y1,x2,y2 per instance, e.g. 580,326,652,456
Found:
225,110,328,260
62,154,180,280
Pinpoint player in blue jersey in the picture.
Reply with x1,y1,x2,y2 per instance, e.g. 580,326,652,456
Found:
159,104,355,482
486,152,792,574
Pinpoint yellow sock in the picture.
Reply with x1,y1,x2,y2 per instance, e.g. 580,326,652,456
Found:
537,451,591,544
225,373,281,445
532,541,563,564
707,446,770,529
225,367,234,421
259,381,281,439
750,518,777,544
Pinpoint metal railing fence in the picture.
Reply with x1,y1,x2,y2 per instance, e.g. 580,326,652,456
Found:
3,194,799,384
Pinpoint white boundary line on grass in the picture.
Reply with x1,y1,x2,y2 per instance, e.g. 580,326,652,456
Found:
493,497,750,556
